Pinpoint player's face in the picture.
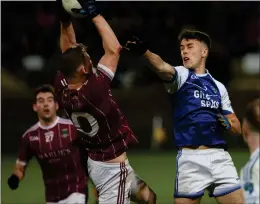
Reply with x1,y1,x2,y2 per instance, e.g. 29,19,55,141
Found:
180,39,207,69
33,92,58,121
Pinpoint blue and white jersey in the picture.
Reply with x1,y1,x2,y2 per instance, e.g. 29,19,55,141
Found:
165,66,234,147
240,148,259,204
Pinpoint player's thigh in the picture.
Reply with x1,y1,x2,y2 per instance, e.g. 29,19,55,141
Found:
174,150,212,198
130,175,157,204
215,188,244,204
174,197,202,204
88,158,133,204
209,150,242,199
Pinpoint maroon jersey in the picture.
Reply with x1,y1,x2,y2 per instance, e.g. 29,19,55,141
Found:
55,63,138,161
17,117,87,202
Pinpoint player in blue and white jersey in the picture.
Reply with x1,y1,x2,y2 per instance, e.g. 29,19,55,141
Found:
240,98,259,204
125,30,243,204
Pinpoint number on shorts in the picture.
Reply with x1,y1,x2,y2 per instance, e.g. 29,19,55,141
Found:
71,112,99,137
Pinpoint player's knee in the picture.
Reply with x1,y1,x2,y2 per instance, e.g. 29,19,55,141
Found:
132,185,157,204
140,186,157,204
148,187,157,204
174,198,201,204
216,189,244,204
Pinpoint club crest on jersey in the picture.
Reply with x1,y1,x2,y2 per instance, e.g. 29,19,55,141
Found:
211,86,218,94
191,74,199,80
61,128,69,138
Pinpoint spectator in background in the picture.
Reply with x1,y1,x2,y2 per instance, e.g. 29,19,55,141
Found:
240,98,260,204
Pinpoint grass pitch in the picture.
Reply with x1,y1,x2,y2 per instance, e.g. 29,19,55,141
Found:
1,151,249,204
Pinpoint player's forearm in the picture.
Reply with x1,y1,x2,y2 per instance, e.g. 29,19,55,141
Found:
229,118,242,135
144,50,165,70
60,22,77,53
144,50,175,81
13,170,24,181
92,15,122,55
8,163,25,190
13,163,25,180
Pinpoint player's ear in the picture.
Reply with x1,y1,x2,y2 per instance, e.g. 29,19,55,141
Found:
79,64,88,74
204,48,209,58
201,43,208,58
82,66,88,74
32,104,37,112
55,102,59,111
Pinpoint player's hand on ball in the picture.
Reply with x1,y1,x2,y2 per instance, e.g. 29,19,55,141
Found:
125,36,149,55
7,174,19,190
217,114,232,131
57,0,71,23
71,0,100,19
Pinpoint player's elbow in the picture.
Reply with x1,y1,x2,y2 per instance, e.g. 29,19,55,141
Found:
104,43,122,56
231,120,242,135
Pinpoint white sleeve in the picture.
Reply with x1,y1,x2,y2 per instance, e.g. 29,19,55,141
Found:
164,66,189,94
97,63,115,80
215,80,234,114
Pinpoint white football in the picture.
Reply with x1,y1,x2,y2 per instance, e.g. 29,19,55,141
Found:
62,0,86,18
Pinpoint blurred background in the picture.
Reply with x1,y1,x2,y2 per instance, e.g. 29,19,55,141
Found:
1,1,259,204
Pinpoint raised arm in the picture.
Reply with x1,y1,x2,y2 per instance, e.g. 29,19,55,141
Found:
60,22,77,53
93,15,122,73
71,0,122,73
144,50,176,81
57,0,77,53
125,36,175,82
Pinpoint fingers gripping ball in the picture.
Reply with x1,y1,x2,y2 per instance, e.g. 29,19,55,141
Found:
62,0,86,18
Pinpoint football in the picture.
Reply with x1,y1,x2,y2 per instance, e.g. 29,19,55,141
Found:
62,0,86,18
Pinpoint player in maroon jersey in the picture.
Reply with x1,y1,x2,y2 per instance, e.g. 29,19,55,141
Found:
54,0,156,203
7,84,89,204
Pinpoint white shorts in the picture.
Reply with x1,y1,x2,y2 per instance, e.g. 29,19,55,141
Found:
88,157,140,204
174,148,241,199
47,192,85,204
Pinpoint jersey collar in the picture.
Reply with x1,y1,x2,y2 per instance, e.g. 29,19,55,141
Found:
195,69,209,77
38,116,59,130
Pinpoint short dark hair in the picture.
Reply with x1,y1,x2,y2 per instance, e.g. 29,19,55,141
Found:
245,98,260,132
178,29,211,49
58,45,87,78
34,84,57,103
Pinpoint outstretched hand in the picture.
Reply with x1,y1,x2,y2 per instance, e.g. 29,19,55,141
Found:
124,36,149,56
71,0,100,19
57,0,71,23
